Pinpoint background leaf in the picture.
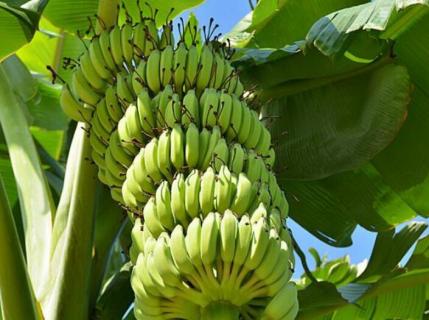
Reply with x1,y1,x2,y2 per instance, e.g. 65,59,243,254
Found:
0,56,54,297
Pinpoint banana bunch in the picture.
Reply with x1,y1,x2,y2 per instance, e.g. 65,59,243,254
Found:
59,5,297,318
123,164,288,229
130,212,298,319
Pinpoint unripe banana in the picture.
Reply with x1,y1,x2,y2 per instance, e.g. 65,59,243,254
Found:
185,45,199,90
171,173,189,227
144,138,163,182
170,124,185,170
201,126,221,170
133,23,148,61
98,30,117,72
164,93,181,128
260,283,298,320
185,217,203,267
156,85,174,128
245,110,263,149
185,123,200,168
155,181,176,231
131,149,156,195
104,85,123,122
160,45,174,88
124,104,144,144
199,167,216,216
234,215,253,266
121,23,134,65
60,85,93,121
117,116,139,156
181,89,199,128
173,42,187,91
201,89,219,128
71,69,101,106
88,38,112,80
220,210,238,264
212,138,229,172
266,147,276,169
146,49,162,93
217,91,233,134
246,150,262,182
200,212,219,266
255,127,272,157
132,60,147,96
152,236,181,286
159,23,174,49
185,170,201,218
231,173,254,215
116,72,134,103
210,52,225,89
197,128,211,168
245,218,270,270
89,130,107,155
253,229,281,280
226,95,243,141
137,88,155,136
196,45,214,92
95,99,114,133
80,51,106,91
170,224,195,275
229,143,246,175
237,105,252,145
109,25,124,68
157,130,173,182
143,197,165,237
214,165,233,213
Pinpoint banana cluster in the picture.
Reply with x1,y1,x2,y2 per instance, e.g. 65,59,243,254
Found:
60,7,298,319
131,211,297,319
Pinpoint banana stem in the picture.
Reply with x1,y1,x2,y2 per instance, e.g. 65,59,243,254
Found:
201,302,240,320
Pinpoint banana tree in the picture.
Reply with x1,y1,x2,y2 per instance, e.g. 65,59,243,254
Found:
0,0,428,319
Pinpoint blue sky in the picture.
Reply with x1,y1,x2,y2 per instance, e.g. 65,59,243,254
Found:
181,0,380,277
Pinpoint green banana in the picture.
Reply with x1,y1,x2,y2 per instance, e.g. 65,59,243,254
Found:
181,89,199,128
104,85,123,122
98,30,117,72
230,173,254,215
157,130,173,182
160,45,174,88
185,170,201,218
220,210,238,264
214,165,233,213
200,126,221,170
217,91,233,134
143,197,165,237
144,138,163,183
200,212,219,267
170,124,185,170
170,173,189,227
212,138,229,172
185,123,200,168
88,36,113,81
237,105,252,145
80,50,106,91
199,167,216,217
245,110,263,149
132,60,147,96
173,43,187,92
196,45,214,92
121,23,134,65
137,88,155,136
60,85,93,121
164,93,181,128
229,143,246,175
146,49,161,93
185,217,203,267
185,45,199,90
201,89,219,128
225,95,243,141
155,181,176,230
71,68,101,106
109,25,124,68
155,85,174,128
197,128,211,168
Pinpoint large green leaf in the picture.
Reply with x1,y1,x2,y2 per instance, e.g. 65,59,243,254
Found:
0,56,54,297
306,0,429,56
0,177,41,320
228,0,366,49
41,123,98,320
262,63,411,180
0,0,47,61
